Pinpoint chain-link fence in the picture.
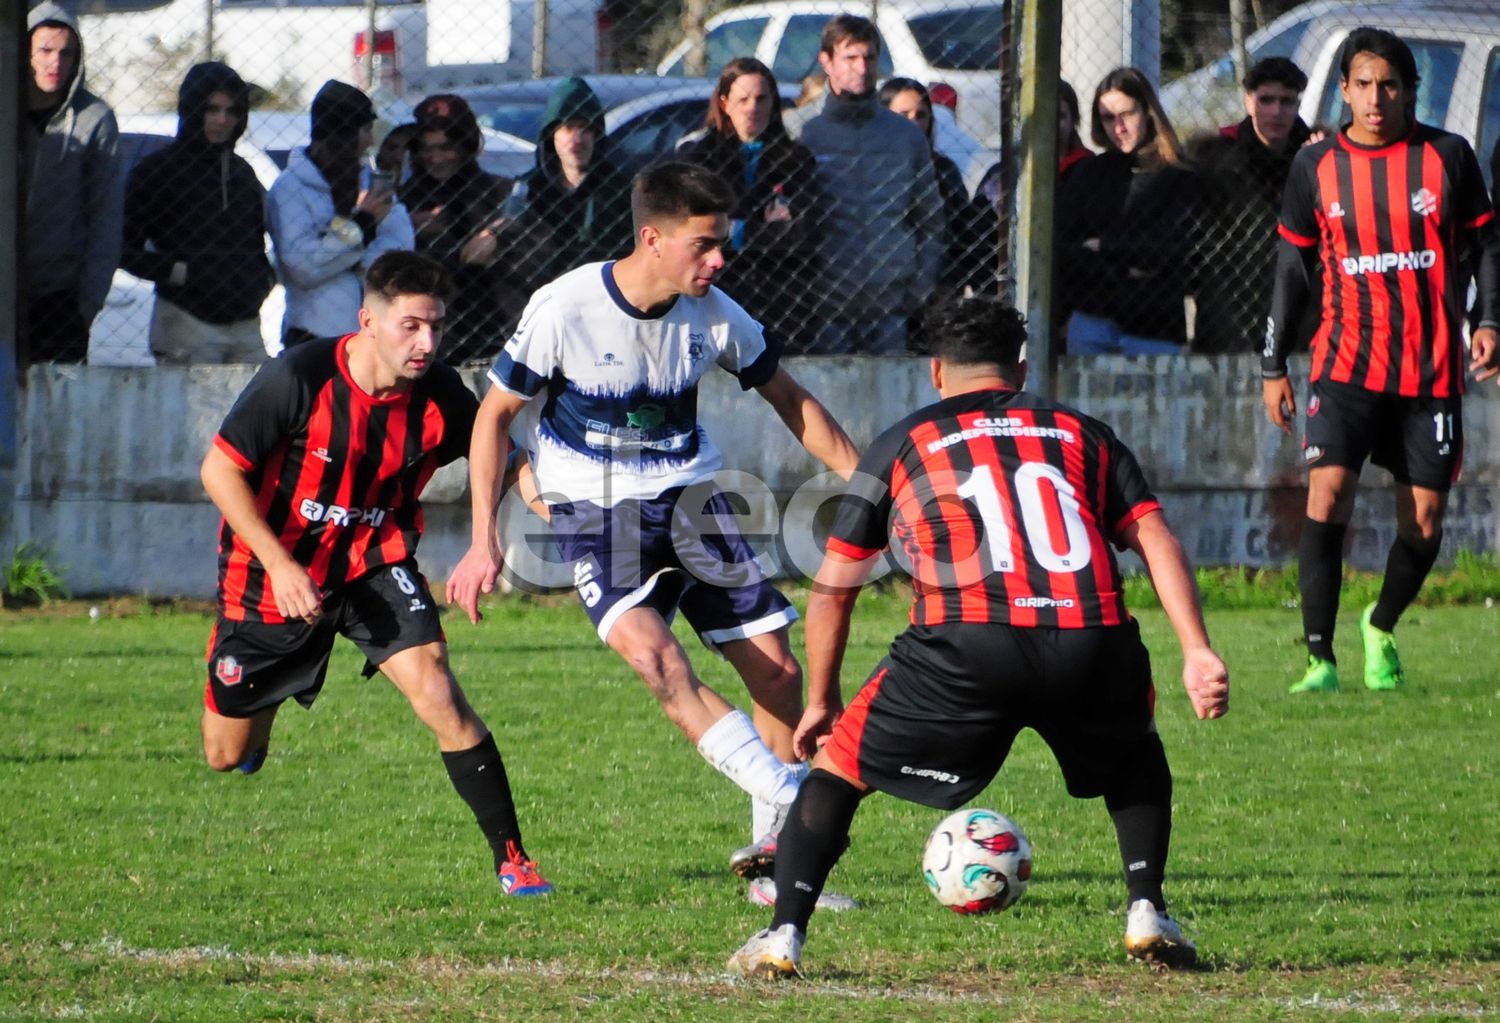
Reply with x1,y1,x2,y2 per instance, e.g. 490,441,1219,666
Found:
17,0,1500,366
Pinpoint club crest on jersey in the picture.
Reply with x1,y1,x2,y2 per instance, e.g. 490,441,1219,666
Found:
687,335,705,363
1410,188,1438,217
216,656,244,686
627,403,666,429
1325,201,1345,219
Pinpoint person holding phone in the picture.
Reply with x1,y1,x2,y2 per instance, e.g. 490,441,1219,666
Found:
267,79,413,347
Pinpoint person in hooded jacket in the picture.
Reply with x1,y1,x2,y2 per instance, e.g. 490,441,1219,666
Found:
21,2,121,363
675,58,820,352
267,79,414,347
461,76,633,299
122,62,274,364
400,94,512,366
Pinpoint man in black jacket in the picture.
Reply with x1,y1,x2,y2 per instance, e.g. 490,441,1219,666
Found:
1190,57,1315,354
122,62,274,363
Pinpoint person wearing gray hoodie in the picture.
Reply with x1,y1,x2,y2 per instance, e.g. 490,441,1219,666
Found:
22,2,121,363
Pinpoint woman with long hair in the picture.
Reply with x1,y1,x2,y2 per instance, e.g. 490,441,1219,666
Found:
676,57,820,351
1057,67,1199,354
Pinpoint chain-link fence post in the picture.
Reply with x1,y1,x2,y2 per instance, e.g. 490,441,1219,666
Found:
1,0,21,543
531,0,548,80
1015,0,1060,398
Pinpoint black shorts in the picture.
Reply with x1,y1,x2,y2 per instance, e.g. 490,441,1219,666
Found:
823,620,1158,809
204,560,445,718
1303,379,1463,491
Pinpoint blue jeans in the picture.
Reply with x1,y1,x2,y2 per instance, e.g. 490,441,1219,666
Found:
1067,312,1182,355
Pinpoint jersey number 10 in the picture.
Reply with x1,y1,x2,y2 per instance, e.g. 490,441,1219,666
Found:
955,463,1093,575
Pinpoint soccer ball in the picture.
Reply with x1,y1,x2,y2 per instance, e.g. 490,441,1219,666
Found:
921,808,1032,914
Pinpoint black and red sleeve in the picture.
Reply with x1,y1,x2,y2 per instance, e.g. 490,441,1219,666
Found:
214,356,310,471
825,420,910,561
1099,425,1162,546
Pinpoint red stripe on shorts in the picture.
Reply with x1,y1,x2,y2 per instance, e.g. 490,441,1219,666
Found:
823,666,889,784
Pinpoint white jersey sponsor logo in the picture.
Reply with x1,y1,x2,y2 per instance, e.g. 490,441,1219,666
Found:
1340,249,1436,276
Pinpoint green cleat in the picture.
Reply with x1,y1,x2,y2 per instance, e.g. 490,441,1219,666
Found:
1289,655,1340,694
1360,604,1405,690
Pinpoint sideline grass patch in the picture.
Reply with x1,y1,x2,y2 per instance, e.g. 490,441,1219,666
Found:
3,593,1498,1021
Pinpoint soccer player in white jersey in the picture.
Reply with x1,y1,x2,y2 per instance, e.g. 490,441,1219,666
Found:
449,161,862,906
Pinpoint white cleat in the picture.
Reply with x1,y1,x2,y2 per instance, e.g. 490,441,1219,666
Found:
727,923,804,979
1124,898,1198,968
730,803,789,879
746,876,860,912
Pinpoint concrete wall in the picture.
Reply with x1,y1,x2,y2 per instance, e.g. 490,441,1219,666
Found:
9,356,1498,597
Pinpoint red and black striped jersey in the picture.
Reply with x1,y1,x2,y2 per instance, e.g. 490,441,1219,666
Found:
826,387,1161,629
212,335,478,622
1278,124,1494,397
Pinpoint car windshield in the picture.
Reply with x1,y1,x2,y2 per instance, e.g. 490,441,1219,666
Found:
907,7,1003,71
470,101,550,142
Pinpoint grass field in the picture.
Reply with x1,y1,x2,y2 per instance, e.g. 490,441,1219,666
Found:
4,589,1498,1021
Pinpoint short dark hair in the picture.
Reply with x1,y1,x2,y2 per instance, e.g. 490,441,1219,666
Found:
820,13,880,56
921,296,1028,369
364,250,452,304
1243,56,1307,94
1339,27,1419,92
631,161,734,234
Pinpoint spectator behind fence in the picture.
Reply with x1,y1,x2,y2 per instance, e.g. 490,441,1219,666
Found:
122,62,274,365
22,2,120,364
463,76,633,299
374,120,419,184
676,58,821,352
399,94,512,366
785,14,944,354
1189,57,1315,354
878,78,969,294
1058,68,1198,355
961,81,1092,299
268,80,414,347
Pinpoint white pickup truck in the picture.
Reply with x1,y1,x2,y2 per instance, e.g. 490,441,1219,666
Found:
75,0,606,111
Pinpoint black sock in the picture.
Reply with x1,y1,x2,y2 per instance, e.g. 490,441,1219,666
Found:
1371,532,1441,632
1105,734,1173,911
1299,518,1347,663
441,732,525,870
770,769,863,934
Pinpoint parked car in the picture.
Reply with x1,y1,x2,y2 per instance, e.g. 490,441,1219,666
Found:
1288,0,1500,185
451,74,998,193
1159,0,1346,138
656,1,1002,149
89,115,285,367
1160,0,1500,150
76,0,604,114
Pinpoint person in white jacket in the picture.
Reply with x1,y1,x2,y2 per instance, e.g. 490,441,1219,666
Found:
268,80,414,346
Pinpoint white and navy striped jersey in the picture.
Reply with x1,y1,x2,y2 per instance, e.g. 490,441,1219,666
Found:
488,261,780,506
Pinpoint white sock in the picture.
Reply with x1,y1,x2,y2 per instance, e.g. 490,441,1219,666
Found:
697,709,801,807
753,760,809,841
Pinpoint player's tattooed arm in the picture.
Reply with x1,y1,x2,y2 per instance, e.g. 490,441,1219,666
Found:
754,367,860,480
1119,510,1229,721
447,386,528,623
201,445,323,623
